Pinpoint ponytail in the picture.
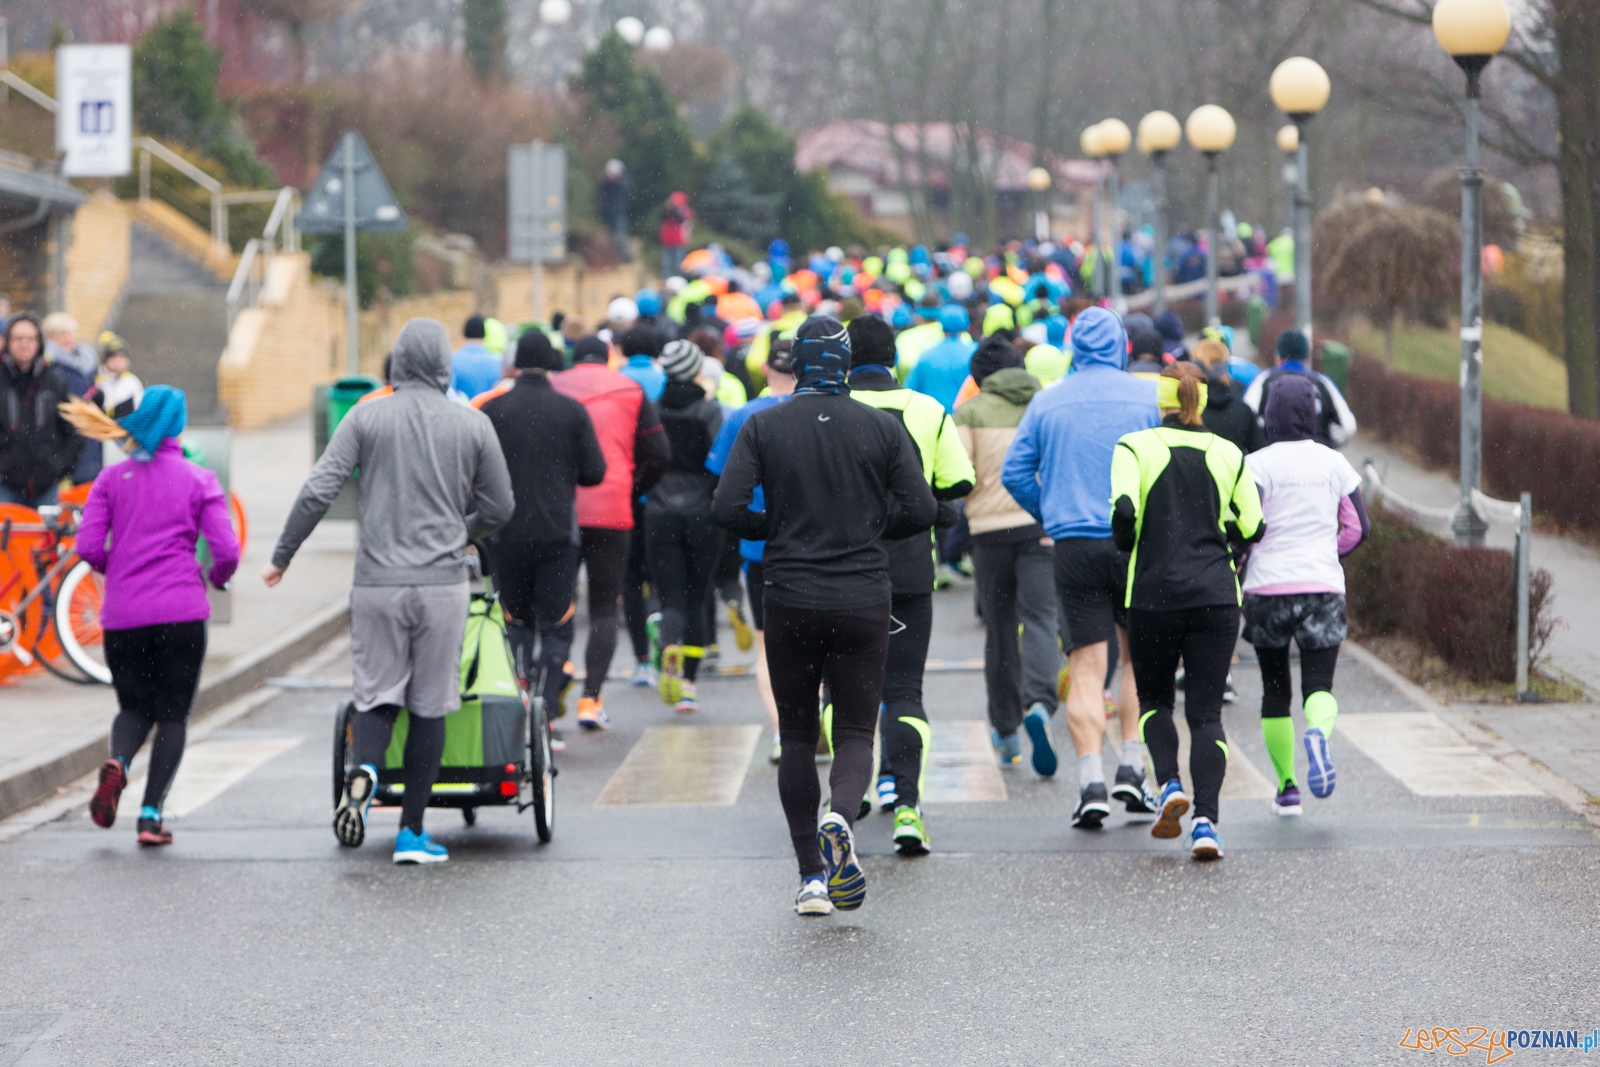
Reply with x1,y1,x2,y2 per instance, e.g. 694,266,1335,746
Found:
1158,363,1207,427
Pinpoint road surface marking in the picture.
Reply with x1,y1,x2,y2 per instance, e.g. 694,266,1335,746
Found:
595,725,761,806
923,721,1007,803
1339,712,1542,796
120,736,304,818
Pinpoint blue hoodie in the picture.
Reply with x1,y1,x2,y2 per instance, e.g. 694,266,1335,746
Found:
621,354,666,402
1001,307,1159,539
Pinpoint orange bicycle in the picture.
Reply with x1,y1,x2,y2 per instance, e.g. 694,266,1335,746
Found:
0,503,108,684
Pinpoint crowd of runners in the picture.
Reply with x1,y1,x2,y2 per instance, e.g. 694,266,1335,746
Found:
68,234,1366,914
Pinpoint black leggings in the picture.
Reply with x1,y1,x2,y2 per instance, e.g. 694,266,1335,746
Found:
352,706,446,834
578,528,630,698
1258,645,1339,719
765,598,892,878
1129,605,1238,824
645,511,725,682
106,621,207,812
497,539,578,713
878,593,933,808
624,503,655,663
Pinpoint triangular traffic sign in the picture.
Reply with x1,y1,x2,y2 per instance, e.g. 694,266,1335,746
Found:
297,130,407,234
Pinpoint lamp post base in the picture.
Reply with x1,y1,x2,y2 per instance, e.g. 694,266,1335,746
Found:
1451,505,1488,547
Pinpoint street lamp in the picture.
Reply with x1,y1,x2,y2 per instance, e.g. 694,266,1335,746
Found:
1026,165,1052,243
1433,0,1511,546
1098,118,1132,314
642,25,674,50
614,16,645,44
1185,104,1236,325
1276,125,1299,235
538,0,571,24
1137,109,1182,314
1270,56,1331,353
1080,123,1105,298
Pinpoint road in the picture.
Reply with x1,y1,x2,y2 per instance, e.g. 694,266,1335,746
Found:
1,581,1597,1065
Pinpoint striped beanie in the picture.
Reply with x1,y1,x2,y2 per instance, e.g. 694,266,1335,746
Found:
660,339,704,381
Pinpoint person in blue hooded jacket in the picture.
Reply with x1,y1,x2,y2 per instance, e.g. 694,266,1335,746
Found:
905,305,977,413
1001,306,1161,829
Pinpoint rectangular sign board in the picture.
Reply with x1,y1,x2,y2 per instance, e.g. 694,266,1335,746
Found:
509,142,566,264
55,45,131,177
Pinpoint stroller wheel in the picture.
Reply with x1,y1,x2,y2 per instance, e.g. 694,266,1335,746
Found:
462,807,477,827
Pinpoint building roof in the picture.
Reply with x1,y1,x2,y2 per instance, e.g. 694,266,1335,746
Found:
795,120,1101,194
0,149,86,213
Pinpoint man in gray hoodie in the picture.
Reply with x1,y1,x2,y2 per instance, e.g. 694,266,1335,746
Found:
264,318,514,864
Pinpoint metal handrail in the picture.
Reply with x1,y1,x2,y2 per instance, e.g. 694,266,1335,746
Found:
0,70,56,112
226,238,263,332
1363,460,1535,698
225,189,301,332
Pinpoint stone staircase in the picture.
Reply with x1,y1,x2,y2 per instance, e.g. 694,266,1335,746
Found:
109,224,230,424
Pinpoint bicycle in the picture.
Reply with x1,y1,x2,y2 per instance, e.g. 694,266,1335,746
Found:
0,503,108,684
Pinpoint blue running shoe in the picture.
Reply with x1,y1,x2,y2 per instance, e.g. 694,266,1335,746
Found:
393,827,448,865
876,775,899,811
1188,818,1223,860
1023,703,1057,777
795,877,833,917
1304,727,1336,798
992,730,1022,766
1150,778,1190,840
817,813,866,911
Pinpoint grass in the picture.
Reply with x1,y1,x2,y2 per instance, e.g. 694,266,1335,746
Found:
1348,319,1569,411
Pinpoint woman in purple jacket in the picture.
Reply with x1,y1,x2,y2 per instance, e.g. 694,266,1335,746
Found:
66,387,240,846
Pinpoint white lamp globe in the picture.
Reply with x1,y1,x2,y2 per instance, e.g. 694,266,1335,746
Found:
642,25,674,50
539,0,572,24
614,16,645,44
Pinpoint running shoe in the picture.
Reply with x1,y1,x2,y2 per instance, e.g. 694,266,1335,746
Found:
136,817,172,847
1188,818,1223,860
646,612,662,669
817,813,866,911
727,601,754,652
576,696,610,731
1274,782,1303,817
674,683,698,715
549,725,566,753
659,645,684,704
1111,764,1157,814
702,645,720,673
1151,779,1190,840
769,738,782,765
629,661,656,688
992,730,1022,766
1023,703,1057,777
393,827,448,865
876,775,899,810
334,763,378,847
89,758,126,829
795,877,833,917
892,806,929,856
1071,782,1111,830
1304,727,1336,798
1222,671,1237,704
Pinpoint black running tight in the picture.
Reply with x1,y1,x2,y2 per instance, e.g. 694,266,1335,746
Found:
764,598,891,878
105,620,207,812
1128,605,1238,824
352,706,446,834
1257,645,1339,719
878,593,933,809
578,528,630,698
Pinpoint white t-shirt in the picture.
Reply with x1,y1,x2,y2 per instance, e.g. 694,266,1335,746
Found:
1243,439,1362,594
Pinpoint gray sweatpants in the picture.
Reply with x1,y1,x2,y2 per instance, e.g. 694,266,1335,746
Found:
972,539,1061,737
349,582,470,719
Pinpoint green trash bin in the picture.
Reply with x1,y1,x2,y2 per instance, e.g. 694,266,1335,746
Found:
327,375,382,441
1318,341,1352,394
1245,295,1267,348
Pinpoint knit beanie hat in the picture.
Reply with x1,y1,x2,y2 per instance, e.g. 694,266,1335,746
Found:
1276,328,1309,363
570,336,609,365
660,339,705,381
514,329,562,370
970,335,1025,385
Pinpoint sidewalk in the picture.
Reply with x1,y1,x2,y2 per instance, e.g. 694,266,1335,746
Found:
0,411,352,819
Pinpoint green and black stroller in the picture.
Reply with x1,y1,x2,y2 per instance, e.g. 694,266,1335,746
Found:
332,577,556,842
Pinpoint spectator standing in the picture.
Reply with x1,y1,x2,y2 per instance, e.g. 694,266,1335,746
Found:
0,313,78,508
599,160,631,263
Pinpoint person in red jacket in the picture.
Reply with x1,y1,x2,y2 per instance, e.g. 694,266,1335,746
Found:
659,192,693,279
552,335,670,728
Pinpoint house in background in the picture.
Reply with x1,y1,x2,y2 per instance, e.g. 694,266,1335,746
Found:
795,120,1100,244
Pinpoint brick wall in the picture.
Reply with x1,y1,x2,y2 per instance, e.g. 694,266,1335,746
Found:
492,261,658,333
63,193,131,340
218,252,342,428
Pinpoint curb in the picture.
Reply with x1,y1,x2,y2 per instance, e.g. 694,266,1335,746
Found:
0,599,349,823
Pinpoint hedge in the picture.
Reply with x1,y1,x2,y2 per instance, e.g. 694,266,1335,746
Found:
1346,356,1600,533
1342,511,1553,684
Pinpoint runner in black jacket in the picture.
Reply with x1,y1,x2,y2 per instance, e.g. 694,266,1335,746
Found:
712,315,937,917
480,330,607,715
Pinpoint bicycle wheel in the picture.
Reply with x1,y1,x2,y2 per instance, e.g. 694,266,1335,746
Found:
528,694,554,843
53,560,112,684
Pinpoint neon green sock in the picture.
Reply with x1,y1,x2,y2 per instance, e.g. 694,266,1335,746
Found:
1304,691,1338,737
1261,716,1296,789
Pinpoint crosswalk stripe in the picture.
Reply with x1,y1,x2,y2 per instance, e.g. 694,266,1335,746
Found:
119,736,304,818
923,721,1007,803
595,725,762,807
1338,712,1542,796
